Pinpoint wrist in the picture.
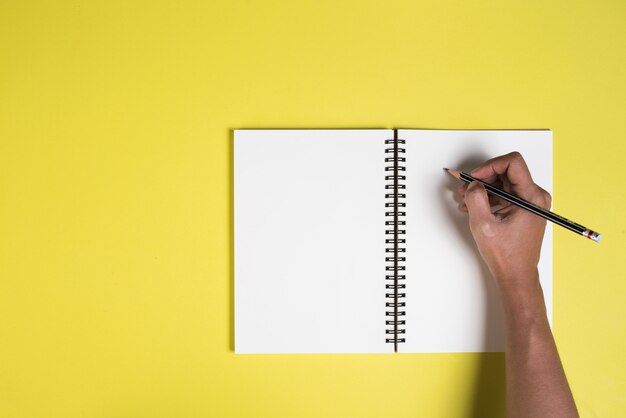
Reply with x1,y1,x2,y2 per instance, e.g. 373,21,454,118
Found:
495,270,548,321
492,266,539,285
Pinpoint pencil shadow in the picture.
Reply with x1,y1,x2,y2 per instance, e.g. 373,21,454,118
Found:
228,130,235,352
439,153,506,417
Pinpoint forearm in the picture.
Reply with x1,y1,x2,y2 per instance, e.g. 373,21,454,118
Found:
458,152,577,416
497,271,578,418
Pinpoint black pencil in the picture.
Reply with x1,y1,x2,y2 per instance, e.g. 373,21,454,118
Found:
445,169,602,243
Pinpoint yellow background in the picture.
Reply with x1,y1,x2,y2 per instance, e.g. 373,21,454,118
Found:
1,0,624,416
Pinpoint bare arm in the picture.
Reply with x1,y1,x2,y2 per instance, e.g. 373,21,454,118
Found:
458,152,578,418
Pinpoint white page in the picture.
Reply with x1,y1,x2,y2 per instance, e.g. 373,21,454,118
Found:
398,130,552,353
235,130,392,353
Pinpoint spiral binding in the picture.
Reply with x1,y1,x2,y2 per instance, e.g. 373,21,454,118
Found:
384,131,406,350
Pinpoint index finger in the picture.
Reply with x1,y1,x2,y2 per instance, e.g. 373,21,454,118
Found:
470,151,536,197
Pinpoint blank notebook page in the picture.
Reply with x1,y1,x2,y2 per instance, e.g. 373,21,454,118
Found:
235,130,392,353
398,129,552,353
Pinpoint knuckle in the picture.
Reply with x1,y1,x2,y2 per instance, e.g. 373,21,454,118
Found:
532,186,552,208
509,151,523,161
543,190,552,208
465,185,481,197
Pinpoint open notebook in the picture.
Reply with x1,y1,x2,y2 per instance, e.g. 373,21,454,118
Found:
234,129,552,354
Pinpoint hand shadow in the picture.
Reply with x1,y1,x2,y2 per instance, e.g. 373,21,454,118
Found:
439,154,506,417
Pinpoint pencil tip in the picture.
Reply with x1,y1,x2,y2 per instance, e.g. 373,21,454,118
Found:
445,168,461,179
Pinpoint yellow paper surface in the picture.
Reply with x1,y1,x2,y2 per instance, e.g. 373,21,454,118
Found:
1,1,624,416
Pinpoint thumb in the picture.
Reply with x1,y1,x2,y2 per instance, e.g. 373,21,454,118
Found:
464,181,493,231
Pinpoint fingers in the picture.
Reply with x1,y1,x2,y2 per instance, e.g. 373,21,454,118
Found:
458,183,509,212
470,152,536,199
536,185,552,210
464,181,494,233
455,152,550,214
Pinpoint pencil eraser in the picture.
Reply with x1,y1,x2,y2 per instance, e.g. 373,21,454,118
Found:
584,230,602,243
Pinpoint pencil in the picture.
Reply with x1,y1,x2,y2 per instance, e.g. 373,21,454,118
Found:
445,169,602,243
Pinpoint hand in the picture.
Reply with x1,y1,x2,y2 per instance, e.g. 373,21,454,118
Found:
458,152,552,286
459,152,578,417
